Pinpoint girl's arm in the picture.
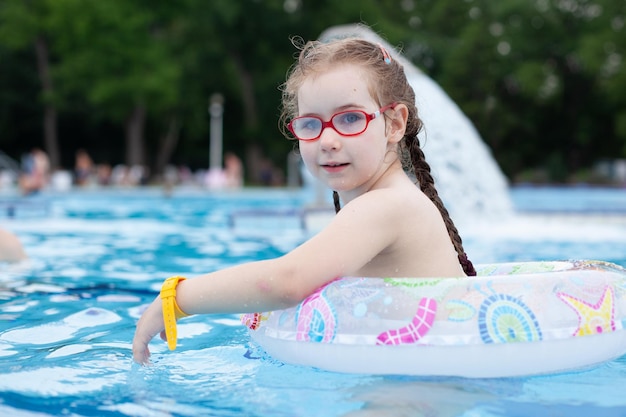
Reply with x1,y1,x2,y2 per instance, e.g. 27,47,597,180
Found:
132,190,401,363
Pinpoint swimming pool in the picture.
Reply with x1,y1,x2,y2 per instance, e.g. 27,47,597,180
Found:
1,186,626,416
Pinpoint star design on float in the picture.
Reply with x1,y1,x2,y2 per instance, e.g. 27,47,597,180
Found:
557,286,616,336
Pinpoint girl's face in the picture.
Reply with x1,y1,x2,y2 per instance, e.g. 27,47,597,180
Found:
296,64,403,200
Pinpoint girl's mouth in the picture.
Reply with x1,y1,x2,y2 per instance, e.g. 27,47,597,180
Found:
322,163,348,173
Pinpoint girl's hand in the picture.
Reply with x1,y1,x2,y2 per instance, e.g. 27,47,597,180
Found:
132,296,166,364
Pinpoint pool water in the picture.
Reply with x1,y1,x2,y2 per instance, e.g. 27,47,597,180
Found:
1,186,626,417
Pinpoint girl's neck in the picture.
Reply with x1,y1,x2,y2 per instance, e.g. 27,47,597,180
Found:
338,159,406,204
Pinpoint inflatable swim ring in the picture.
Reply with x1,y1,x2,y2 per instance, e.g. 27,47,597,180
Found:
242,260,626,378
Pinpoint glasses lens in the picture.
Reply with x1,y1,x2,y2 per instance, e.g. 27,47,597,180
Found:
291,117,321,140
332,111,367,135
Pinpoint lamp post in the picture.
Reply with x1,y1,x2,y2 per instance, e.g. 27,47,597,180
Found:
208,94,224,171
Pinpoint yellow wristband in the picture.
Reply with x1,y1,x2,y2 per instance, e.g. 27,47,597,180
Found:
160,276,189,351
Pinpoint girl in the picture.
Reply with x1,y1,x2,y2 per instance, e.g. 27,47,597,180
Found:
132,37,475,364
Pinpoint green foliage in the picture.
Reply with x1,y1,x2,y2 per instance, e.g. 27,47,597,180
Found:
0,0,46,49
421,0,626,179
46,0,181,119
0,0,624,181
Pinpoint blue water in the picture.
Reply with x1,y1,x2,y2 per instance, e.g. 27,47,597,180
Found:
1,186,626,417
511,185,626,214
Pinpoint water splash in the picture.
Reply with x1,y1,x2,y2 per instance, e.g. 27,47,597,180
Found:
318,24,513,223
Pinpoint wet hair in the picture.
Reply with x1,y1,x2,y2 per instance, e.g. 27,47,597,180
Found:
279,37,476,276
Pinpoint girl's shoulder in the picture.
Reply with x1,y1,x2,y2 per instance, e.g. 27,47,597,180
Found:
341,185,430,222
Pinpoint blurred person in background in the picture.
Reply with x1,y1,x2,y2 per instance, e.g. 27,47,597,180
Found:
18,148,50,195
74,149,94,186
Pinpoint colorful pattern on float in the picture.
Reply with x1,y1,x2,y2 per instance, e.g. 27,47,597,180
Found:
241,312,269,330
242,260,626,377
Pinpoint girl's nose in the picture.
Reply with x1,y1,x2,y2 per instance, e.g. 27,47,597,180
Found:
318,127,341,151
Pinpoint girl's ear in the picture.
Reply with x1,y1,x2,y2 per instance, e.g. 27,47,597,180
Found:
386,104,408,144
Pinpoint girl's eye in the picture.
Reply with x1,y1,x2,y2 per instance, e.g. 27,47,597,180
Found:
336,112,364,125
299,118,320,131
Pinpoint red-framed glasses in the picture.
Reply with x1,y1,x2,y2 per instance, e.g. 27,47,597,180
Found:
287,103,396,141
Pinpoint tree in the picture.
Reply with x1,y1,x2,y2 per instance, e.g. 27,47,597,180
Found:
0,0,61,170
578,0,626,157
1,0,624,183
46,0,182,169
413,0,626,181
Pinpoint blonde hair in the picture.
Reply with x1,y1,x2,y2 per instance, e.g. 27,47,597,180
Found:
280,37,476,276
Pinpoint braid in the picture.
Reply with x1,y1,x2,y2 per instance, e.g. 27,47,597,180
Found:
333,191,341,213
406,137,476,276
279,35,475,276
